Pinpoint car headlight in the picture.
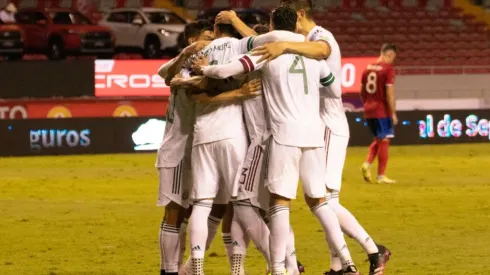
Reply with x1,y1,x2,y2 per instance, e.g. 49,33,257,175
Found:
158,29,178,37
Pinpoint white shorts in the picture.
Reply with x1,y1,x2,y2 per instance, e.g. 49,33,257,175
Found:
265,138,327,200
191,135,248,204
157,157,192,208
235,140,269,210
324,128,349,191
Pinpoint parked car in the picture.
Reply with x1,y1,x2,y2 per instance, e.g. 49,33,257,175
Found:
14,8,115,60
0,19,24,60
100,8,186,59
196,8,270,27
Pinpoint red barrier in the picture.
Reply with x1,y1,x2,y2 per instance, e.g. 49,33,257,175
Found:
0,98,168,120
94,58,378,97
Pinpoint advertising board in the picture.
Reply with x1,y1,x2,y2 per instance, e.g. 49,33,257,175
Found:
94,57,377,97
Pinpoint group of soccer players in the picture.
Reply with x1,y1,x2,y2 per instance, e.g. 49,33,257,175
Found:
155,1,398,275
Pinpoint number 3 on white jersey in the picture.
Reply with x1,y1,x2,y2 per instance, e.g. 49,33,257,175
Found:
366,71,377,94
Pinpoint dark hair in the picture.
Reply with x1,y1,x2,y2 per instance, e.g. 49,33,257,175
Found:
381,43,397,53
216,23,241,39
184,19,213,42
253,24,270,35
280,0,313,19
271,7,297,32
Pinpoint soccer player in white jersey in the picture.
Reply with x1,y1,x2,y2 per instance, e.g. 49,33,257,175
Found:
193,7,360,275
156,20,214,275
185,22,254,275
182,24,307,275
224,1,391,274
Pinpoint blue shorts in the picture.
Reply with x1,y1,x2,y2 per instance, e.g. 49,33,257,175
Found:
366,118,395,139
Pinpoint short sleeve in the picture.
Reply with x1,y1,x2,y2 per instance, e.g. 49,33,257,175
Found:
319,61,335,87
234,37,254,55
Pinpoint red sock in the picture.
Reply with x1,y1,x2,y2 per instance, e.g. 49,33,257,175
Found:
377,140,390,176
365,139,379,164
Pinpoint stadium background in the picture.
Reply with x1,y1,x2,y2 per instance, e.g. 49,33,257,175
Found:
1,0,490,274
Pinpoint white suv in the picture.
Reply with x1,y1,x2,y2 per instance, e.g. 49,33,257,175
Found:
100,8,186,59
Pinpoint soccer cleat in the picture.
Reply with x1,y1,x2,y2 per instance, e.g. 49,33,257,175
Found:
376,176,396,184
361,163,372,183
343,265,361,275
368,244,391,275
160,270,165,275
323,269,343,275
297,260,305,273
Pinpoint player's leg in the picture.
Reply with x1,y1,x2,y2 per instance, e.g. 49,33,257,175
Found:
376,118,396,184
300,147,360,275
265,139,302,275
178,206,192,269
230,204,250,275
179,203,226,275
234,142,272,270
157,161,190,275
361,119,379,182
328,191,391,275
188,143,221,275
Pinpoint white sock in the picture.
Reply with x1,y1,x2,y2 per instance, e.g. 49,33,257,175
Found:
329,194,379,255
189,199,213,274
159,219,166,271
269,205,290,274
235,205,271,269
178,218,188,268
325,229,342,271
285,225,300,275
311,201,354,268
231,210,249,275
222,232,233,265
206,215,221,250
162,223,180,272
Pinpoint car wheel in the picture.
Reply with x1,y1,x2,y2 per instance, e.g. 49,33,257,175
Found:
143,37,161,59
48,39,65,60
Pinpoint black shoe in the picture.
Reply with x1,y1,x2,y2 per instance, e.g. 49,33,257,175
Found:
368,244,391,275
160,270,165,275
343,265,360,275
297,260,305,273
323,269,343,275
165,273,178,275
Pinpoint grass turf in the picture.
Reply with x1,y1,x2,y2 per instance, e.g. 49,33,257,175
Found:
1,144,489,275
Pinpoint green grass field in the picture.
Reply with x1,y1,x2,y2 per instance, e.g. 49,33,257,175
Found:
1,144,489,275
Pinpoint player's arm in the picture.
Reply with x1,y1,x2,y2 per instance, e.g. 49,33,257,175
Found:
164,41,211,84
215,11,257,37
157,58,177,79
385,67,398,125
194,55,265,79
236,31,305,55
191,79,261,103
319,61,340,98
252,41,331,63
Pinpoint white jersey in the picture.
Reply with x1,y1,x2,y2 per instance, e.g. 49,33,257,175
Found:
192,37,247,146
202,32,337,147
307,26,350,137
156,69,194,167
242,90,268,143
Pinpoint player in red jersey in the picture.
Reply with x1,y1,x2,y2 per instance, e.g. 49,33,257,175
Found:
360,44,397,184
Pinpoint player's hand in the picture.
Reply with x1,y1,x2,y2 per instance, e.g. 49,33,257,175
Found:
392,114,399,126
215,10,237,24
192,55,208,67
240,79,262,97
251,42,287,64
183,41,210,56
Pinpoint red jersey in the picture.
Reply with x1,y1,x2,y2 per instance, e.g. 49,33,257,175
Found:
361,62,395,118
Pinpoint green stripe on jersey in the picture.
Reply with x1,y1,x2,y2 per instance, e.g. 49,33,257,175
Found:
320,73,335,86
247,37,255,51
